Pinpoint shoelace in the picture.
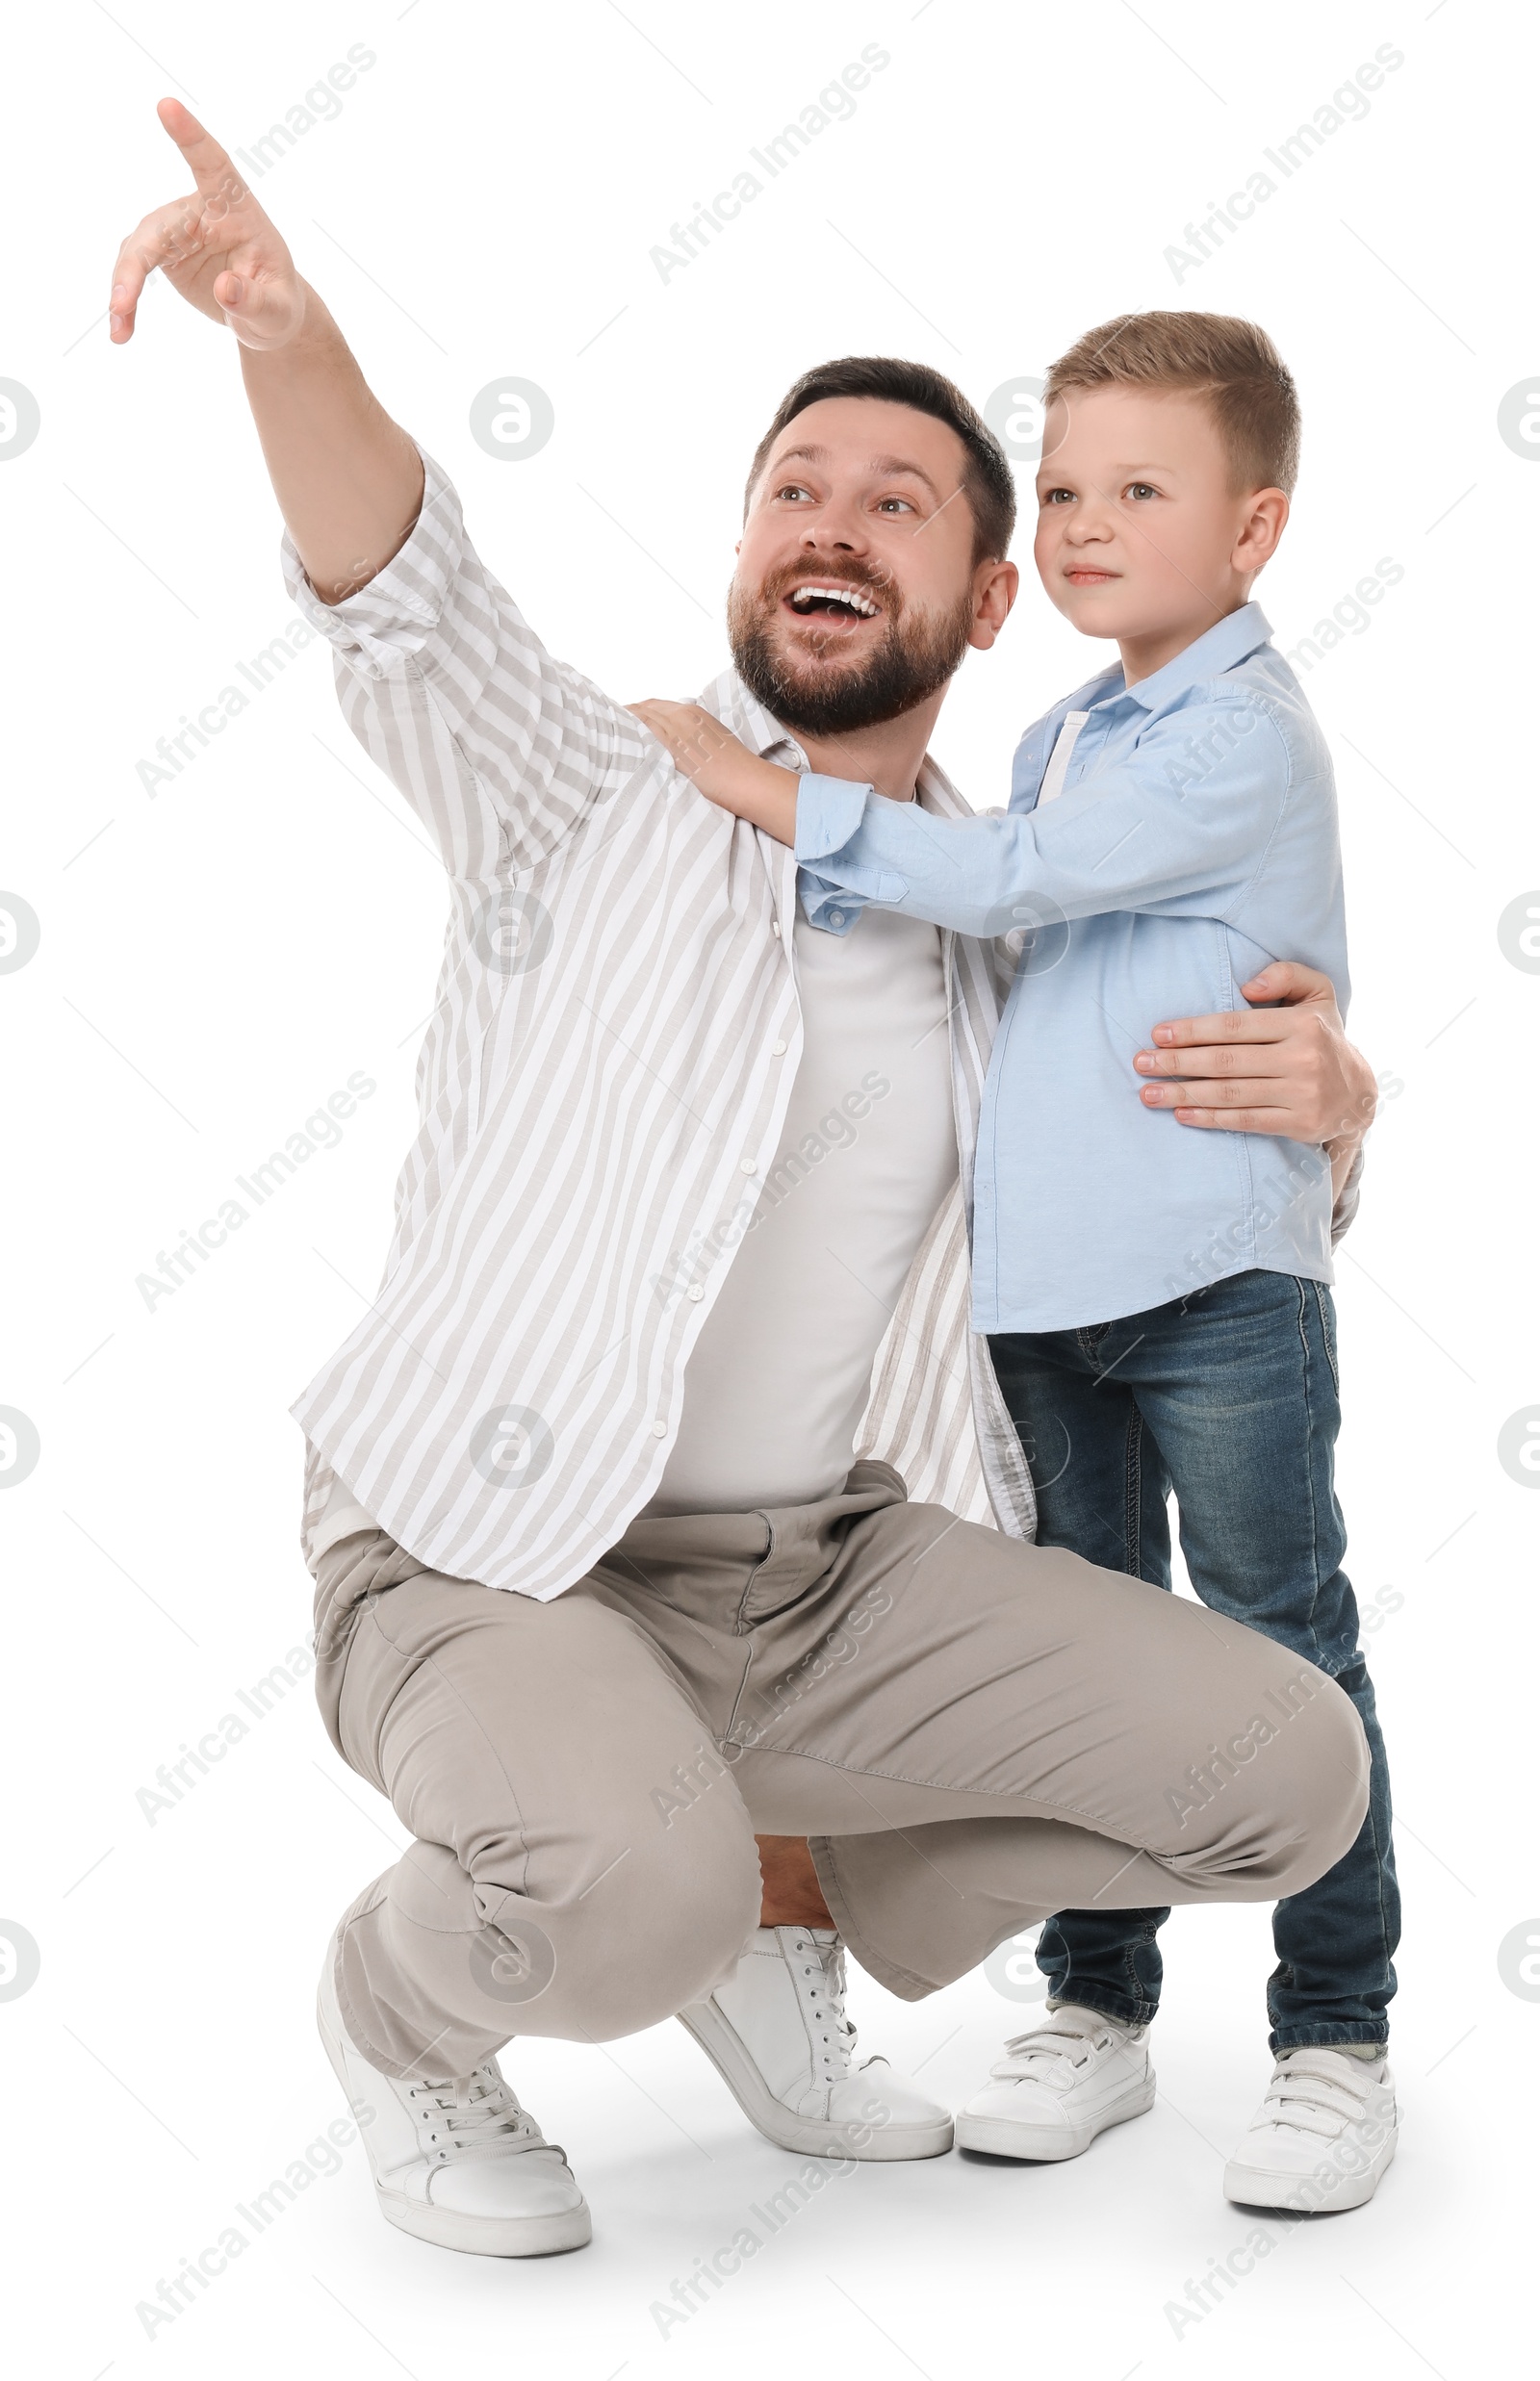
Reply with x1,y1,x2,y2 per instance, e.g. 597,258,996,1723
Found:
991,2015,1131,2082
793,1932,861,2082
408,2064,551,2164
1255,2052,1382,2142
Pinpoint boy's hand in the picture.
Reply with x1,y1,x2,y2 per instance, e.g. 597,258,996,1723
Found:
628,702,799,845
112,99,305,350
1135,961,1376,1151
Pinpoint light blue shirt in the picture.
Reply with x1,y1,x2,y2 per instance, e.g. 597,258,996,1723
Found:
793,603,1350,1331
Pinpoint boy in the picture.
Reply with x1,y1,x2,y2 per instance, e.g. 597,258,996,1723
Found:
632,312,1399,2210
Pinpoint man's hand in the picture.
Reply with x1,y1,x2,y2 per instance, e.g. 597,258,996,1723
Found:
628,701,799,843
112,101,422,603
1134,961,1376,1178
112,100,304,351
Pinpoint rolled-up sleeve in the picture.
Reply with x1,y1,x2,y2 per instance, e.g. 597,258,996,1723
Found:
285,446,649,876
1330,1143,1365,1244
793,695,1291,938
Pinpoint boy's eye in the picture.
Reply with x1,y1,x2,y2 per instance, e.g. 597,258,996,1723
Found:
1040,487,1075,505
1124,482,1159,501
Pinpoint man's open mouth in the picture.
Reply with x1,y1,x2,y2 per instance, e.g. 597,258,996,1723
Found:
783,581,883,622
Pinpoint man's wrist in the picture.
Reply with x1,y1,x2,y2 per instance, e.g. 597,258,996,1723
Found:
235,279,332,372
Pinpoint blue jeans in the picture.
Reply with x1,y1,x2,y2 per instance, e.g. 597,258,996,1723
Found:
989,1267,1399,2052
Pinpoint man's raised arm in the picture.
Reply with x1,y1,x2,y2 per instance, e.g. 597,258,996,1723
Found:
111,100,422,602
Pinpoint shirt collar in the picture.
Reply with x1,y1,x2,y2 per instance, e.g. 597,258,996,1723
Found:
1109,601,1272,713
700,668,970,819
701,667,792,759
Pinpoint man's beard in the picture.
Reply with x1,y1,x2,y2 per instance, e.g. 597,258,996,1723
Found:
727,561,975,740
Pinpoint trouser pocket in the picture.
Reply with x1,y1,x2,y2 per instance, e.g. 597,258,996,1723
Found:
312,1527,428,1763
1311,1279,1342,1394
735,1460,908,1626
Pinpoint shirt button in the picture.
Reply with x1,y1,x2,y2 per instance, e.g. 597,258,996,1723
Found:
830,909,844,927
686,1284,705,1302
771,1039,787,1056
652,1420,667,1437
740,1158,757,1174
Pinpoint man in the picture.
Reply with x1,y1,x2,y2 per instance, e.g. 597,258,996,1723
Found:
113,103,1380,2259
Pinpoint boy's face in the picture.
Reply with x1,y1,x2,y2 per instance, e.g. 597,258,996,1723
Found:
1033,386,1287,677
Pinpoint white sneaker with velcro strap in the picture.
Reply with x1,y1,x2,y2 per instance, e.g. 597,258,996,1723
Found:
954,2003,1156,2160
679,1924,953,2159
1222,2046,1398,2210
317,1946,591,2256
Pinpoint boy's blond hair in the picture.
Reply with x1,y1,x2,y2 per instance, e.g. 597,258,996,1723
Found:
1043,311,1300,497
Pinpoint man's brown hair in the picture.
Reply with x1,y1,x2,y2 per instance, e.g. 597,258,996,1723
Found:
1043,311,1300,496
745,355,1016,564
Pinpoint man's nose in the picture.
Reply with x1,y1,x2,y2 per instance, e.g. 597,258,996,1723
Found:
801,492,868,551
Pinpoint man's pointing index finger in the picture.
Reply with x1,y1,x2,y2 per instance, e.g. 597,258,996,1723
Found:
157,96,244,203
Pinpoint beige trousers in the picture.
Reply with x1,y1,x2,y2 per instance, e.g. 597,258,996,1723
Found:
312,1462,1369,2081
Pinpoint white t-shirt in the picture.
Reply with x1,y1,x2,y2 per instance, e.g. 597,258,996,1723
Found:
313,900,958,1551
647,901,958,1514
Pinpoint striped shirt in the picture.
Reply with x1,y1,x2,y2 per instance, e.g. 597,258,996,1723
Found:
288,449,1035,1599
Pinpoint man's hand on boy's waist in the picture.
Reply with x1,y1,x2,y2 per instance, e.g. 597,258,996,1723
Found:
1132,960,1376,1162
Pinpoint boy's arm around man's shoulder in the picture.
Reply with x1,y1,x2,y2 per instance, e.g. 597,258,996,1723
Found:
795,686,1292,938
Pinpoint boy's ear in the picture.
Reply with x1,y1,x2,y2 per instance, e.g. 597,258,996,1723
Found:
1237,487,1290,576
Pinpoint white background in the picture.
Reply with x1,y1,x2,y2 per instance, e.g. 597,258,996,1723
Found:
2,2,1536,2375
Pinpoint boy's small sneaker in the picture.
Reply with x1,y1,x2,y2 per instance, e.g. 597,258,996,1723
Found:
1223,2046,1398,2212
317,1942,591,2257
954,2004,1155,2161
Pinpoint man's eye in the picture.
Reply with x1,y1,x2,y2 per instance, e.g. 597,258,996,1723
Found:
1125,482,1159,501
875,496,914,515
774,484,813,503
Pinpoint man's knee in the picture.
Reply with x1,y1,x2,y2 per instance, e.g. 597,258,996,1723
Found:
465,1749,762,2040
1262,1665,1372,1896
1162,1657,1370,1901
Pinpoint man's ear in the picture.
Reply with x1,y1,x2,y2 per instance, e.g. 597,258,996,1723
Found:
969,557,1019,652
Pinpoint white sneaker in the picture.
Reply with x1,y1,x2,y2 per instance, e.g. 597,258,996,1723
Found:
955,2003,1156,2161
678,1925,953,2160
317,1944,591,2257
1223,2047,1398,2212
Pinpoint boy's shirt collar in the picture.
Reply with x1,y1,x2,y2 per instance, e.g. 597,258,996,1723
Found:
1010,602,1273,810
1097,599,1273,715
